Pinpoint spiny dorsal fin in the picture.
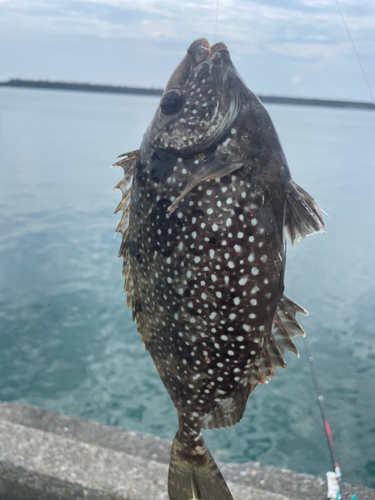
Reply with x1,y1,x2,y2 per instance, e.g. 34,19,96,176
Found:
113,150,139,304
284,181,326,245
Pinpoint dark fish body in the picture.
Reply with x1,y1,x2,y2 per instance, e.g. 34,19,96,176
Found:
114,38,325,500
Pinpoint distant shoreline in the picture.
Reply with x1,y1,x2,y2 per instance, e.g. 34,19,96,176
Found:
1,79,374,110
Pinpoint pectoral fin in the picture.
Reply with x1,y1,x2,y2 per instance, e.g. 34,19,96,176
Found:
168,161,243,214
284,181,326,245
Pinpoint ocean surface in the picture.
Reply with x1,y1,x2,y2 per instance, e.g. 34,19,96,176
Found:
0,87,374,488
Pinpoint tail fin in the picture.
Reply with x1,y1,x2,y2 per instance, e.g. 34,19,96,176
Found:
168,432,233,500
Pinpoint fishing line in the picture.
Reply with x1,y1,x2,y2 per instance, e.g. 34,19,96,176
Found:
304,337,347,500
214,0,219,43
334,0,375,105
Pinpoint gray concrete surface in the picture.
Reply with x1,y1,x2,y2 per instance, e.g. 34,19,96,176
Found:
0,402,373,500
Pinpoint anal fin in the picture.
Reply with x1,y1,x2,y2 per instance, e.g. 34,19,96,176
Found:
202,381,253,430
284,181,326,245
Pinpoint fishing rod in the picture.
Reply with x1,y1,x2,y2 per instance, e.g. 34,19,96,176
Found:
306,4,373,499
304,337,347,500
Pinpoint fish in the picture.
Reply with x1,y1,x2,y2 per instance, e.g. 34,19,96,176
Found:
113,38,325,500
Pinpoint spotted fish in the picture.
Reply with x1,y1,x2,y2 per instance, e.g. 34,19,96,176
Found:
114,38,325,500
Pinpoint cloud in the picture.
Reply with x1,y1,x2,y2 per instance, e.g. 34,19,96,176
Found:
141,19,176,38
291,75,303,84
271,41,352,60
0,0,374,99
1,0,374,49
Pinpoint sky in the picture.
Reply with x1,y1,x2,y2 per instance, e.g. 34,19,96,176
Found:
0,0,374,101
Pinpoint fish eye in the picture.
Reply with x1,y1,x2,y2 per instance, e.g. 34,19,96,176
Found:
160,90,183,116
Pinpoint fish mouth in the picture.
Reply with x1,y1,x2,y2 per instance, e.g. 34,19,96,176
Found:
165,38,229,92
187,38,228,66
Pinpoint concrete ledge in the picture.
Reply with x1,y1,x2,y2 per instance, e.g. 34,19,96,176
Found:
0,402,373,500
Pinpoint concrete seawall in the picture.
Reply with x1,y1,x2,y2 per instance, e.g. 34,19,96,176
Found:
0,402,373,500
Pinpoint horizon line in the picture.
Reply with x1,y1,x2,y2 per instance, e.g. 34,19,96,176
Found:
1,79,374,111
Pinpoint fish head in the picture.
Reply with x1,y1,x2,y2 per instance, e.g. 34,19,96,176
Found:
145,38,242,155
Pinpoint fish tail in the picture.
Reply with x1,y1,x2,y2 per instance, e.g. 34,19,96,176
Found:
168,431,233,500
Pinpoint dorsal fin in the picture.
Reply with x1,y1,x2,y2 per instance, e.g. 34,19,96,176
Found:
284,181,326,245
113,150,139,314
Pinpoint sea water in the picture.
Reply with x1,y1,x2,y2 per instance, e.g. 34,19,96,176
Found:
0,87,374,488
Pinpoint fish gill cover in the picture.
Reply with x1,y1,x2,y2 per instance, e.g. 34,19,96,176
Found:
113,38,325,500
